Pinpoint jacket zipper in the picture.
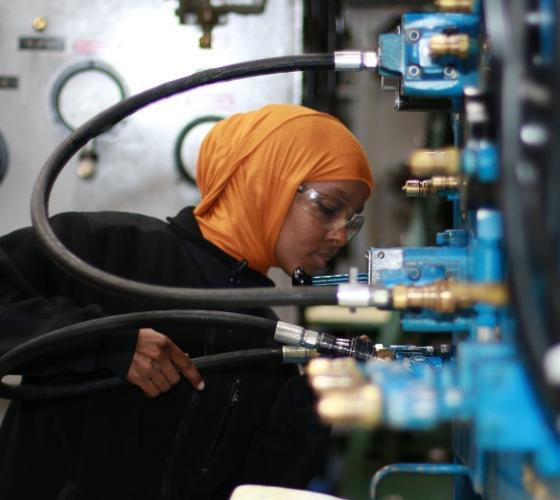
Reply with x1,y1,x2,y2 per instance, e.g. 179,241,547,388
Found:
200,377,241,474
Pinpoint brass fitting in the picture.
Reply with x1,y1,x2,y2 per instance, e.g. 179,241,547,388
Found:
408,147,460,177
402,176,461,197
316,385,383,427
307,357,362,377
307,357,366,393
392,280,509,314
522,465,556,500
434,0,474,12
197,5,219,48
430,34,471,58
307,358,383,427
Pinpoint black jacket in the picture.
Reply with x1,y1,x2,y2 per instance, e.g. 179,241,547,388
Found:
0,208,328,500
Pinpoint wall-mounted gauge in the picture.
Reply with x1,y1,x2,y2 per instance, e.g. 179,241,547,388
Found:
174,115,223,185
51,60,127,132
50,61,127,179
0,131,8,184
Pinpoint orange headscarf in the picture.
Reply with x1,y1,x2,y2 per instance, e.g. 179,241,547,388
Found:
193,104,374,274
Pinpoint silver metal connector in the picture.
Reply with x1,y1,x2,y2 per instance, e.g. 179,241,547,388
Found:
282,346,319,364
274,321,320,348
334,51,378,71
336,284,391,308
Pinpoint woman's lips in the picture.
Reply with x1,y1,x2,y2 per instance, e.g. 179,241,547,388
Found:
311,252,334,270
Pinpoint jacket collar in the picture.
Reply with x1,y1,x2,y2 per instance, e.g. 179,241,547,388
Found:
167,207,275,288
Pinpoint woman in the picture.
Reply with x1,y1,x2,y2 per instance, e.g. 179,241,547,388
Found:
0,104,373,499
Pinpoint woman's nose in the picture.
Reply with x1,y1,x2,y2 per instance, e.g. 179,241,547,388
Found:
325,224,348,246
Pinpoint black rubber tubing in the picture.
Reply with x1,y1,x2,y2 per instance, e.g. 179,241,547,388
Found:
0,310,280,400
31,54,339,308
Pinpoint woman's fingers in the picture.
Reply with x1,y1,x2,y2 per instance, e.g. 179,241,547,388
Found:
169,342,205,391
126,328,205,397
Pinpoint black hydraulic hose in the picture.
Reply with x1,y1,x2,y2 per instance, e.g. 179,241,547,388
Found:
0,349,283,401
0,310,280,400
30,54,339,308
195,348,282,370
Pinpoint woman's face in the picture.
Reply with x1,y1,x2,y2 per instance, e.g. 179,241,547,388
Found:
274,180,370,276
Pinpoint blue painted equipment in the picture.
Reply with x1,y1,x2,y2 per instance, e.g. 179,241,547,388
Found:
309,2,560,498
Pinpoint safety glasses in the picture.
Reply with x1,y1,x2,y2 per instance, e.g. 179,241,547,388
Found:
297,185,365,241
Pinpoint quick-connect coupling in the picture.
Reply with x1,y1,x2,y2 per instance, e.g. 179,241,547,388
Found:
307,357,383,427
392,280,509,313
434,0,474,13
429,34,471,58
275,321,376,361
402,176,461,197
317,385,383,427
407,147,460,177
307,357,366,392
317,334,376,361
334,51,378,71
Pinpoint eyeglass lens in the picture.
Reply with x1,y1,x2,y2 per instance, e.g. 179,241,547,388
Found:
299,186,364,239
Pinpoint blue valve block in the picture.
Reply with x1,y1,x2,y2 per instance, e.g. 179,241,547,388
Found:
368,208,502,338
362,210,560,495
378,12,481,110
360,341,560,494
310,6,560,496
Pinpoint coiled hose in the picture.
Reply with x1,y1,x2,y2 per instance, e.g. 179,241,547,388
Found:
31,54,339,308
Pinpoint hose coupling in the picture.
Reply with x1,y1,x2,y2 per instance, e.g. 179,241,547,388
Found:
392,280,509,313
307,358,382,427
307,357,366,392
429,34,471,58
275,322,375,361
407,147,460,177
334,51,378,71
402,176,461,197
434,0,474,12
317,333,376,361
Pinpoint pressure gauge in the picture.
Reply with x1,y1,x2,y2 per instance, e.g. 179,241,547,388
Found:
51,60,127,132
174,115,223,185
50,61,127,178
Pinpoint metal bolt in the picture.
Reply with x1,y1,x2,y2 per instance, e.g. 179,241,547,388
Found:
407,65,421,78
443,66,458,79
407,29,421,42
32,15,48,32
377,251,385,259
407,267,420,280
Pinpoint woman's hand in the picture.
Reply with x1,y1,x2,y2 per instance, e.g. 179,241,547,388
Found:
126,328,205,398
